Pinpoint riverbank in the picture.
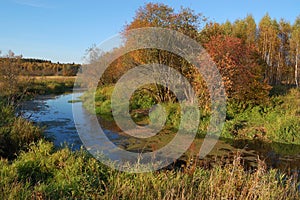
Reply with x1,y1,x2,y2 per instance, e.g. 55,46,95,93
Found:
0,140,299,199
26,76,76,96
76,85,300,173
1,79,300,199
0,76,76,159
17,91,300,173
82,85,300,145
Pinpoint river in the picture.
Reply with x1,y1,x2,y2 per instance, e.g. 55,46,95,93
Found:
20,92,300,173
20,92,125,151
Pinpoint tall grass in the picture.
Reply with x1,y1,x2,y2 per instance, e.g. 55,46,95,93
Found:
0,140,299,199
0,105,42,159
223,88,300,144
26,78,75,95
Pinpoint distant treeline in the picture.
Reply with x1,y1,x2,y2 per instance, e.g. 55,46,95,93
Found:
0,57,81,76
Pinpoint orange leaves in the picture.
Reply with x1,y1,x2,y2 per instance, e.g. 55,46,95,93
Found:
204,35,270,103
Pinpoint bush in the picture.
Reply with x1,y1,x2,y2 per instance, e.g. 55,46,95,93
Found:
81,86,114,117
16,160,53,186
129,91,156,110
84,86,213,136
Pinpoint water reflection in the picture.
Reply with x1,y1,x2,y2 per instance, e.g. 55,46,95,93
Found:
20,93,83,149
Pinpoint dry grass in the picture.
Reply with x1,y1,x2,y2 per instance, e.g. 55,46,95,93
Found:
18,76,76,82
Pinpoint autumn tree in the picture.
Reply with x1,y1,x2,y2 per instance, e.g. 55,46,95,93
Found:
118,3,207,104
204,35,270,104
277,19,292,84
199,22,226,44
0,56,29,106
231,15,257,46
258,14,281,84
221,20,233,36
84,4,300,109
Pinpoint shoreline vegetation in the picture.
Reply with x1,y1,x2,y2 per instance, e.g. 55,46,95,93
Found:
1,2,300,199
1,141,299,199
1,74,298,200
82,85,300,145
27,76,76,96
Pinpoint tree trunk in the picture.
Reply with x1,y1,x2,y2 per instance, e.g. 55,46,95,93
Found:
295,43,299,88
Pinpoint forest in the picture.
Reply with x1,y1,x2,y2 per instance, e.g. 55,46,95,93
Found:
0,54,81,76
93,4,300,92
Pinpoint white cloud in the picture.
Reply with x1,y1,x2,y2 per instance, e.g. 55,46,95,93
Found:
12,0,50,8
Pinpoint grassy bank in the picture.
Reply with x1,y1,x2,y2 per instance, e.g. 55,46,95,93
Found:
0,76,76,159
82,85,300,145
26,76,76,96
0,140,299,199
0,101,43,159
223,88,300,144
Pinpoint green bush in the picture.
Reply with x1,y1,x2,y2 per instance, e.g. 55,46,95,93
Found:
85,85,300,144
84,86,212,136
129,91,156,110
16,160,53,186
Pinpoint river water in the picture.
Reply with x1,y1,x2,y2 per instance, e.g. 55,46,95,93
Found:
20,92,85,150
20,92,133,164
20,92,300,173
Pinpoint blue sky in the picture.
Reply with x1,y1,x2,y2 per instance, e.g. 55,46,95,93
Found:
1,0,299,63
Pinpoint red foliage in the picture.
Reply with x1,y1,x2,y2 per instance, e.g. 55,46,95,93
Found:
204,35,270,103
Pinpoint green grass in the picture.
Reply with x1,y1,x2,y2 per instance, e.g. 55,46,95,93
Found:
0,140,299,200
84,85,300,145
81,86,114,116
222,88,300,144
82,86,211,136
27,79,75,96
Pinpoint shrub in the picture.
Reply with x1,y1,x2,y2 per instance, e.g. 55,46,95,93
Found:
129,91,156,110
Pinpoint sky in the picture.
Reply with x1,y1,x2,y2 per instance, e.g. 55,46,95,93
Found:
0,0,299,64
